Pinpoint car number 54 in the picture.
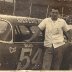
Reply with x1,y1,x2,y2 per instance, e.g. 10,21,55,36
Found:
17,46,42,69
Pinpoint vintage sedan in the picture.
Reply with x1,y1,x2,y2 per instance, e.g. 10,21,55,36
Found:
0,15,44,70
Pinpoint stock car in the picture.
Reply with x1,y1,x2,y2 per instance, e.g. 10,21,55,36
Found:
0,15,72,70
0,15,44,70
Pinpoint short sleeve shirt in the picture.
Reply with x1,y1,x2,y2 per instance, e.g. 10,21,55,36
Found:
38,18,70,48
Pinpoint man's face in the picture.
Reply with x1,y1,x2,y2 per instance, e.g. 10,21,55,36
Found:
51,9,59,20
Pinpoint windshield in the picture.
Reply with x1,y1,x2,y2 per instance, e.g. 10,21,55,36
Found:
0,19,13,43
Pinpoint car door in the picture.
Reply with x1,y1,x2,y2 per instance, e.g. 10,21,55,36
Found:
14,23,44,70
0,19,21,70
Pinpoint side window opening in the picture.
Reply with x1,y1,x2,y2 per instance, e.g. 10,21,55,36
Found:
14,24,43,42
14,25,31,42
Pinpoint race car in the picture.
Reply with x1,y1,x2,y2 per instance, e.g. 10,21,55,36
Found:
0,15,44,70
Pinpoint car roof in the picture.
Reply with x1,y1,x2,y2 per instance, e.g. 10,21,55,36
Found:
0,14,42,26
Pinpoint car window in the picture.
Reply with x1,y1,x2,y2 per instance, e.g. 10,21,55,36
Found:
0,19,13,43
14,25,43,42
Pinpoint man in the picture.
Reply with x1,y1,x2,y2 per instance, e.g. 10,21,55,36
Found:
25,9,72,70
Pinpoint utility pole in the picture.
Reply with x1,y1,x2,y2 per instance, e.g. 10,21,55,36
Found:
13,0,16,15
29,0,32,17
3,0,5,14
46,5,49,18
62,7,64,17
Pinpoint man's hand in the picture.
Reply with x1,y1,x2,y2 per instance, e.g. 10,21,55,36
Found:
68,40,72,45
25,27,40,43
24,39,31,42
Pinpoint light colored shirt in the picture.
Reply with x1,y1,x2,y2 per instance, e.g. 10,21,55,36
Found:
38,18,70,48
68,25,72,29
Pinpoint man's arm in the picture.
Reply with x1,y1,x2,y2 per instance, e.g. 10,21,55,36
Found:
66,29,72,42
62,19,72,42
25,18,46,42
25,27,41,42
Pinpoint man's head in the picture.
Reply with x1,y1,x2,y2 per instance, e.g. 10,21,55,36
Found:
50,9,59,21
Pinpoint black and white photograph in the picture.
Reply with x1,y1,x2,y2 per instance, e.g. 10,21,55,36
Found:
0,0,72,71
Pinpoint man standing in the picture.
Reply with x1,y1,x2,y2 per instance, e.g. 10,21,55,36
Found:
25,9,72,70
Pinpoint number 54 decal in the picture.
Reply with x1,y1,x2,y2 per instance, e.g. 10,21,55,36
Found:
17,47,42,70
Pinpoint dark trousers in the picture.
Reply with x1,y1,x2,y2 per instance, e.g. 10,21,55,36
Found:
42,43,71,70
42,46,54,70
